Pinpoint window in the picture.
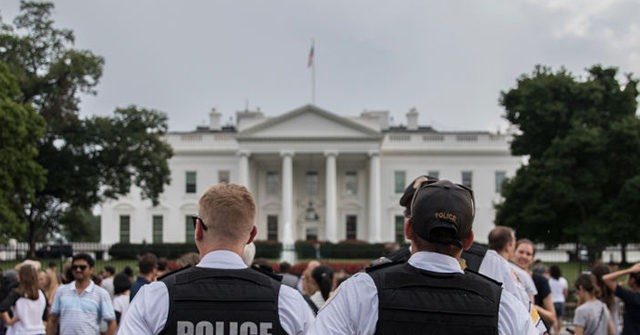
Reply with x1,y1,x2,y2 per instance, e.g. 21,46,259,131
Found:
394,171,406,193
306,227,318,241
185,215,194,243
345,171,358,195
346,215,357,240
119,215,130,243
306,171,318,196
266,171,279,195
495,171,506,194
461,171,473,189
152,215,163,243
185,171,196,193
218,170,230,184
428,170,439,179
267,215,278,241
395,215,405,243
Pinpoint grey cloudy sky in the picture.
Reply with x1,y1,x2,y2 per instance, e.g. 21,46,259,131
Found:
2,0,639,132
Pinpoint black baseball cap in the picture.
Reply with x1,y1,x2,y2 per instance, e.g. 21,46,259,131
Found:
410,179,474,248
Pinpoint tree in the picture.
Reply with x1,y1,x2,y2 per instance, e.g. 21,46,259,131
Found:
496,65,640,262
0,62,46,241
0,1,173,256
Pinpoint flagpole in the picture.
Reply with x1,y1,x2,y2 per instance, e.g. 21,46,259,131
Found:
310,39,315,105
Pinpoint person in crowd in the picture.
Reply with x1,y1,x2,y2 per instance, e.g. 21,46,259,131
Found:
310,179,537,334
46,253,116,335
479,226,531,306
278,262,299,289
242,242,256,266
307,265,334,310
130,252,158,301
573,273,614,335
512,240,538,301
122,266,134,283
532,263,557,332
101,265,116,299
298,260,320,294
514,240,556,332
0,264,47,335
112,272,131,326
156,258,169,278
0,269,18,335
549,265,569,335
602,262,640,335
175,252,200,269
37,270,58,313
592,264,621,335
119,183,314,334
60,262,73,284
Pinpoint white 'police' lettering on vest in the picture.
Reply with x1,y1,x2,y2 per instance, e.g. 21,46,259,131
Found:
177,321,273,335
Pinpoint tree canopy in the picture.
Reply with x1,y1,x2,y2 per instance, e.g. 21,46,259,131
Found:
496,65,640,261
0,1,173,255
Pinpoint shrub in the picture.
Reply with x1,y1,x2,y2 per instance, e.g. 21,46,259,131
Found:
254,241,282,259
108,243,197,260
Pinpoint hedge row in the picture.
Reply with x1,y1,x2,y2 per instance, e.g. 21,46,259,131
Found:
109,240,389,260
109,243,198,260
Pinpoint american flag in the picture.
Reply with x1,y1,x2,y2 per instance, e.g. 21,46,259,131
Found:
307,44,314,68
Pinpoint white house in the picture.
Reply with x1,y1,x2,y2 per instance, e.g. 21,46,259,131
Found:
100,104,521,246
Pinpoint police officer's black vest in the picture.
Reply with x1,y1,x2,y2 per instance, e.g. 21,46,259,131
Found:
368,262,501,335
159,267,286,335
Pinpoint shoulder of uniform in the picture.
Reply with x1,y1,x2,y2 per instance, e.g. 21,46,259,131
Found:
464,268,502,287
366,258,403,273
157,265,193,282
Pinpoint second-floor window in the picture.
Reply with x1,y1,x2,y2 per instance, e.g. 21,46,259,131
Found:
186,171,196,193
495,171,506,194
345,171,358,195
266,171,279,195
306,171,318,196
394,171,406,193
462,171,473,189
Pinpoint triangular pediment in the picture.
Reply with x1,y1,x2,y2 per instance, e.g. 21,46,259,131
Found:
237,105,381,140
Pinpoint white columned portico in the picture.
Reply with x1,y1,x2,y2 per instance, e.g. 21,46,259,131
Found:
237,150,250,189
281,150,295,241
324,150,338,242
368,150,381,242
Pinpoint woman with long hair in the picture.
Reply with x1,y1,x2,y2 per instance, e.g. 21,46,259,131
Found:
37,271,58,311
592,264,621,335
0,264,47,335
573,273,614,335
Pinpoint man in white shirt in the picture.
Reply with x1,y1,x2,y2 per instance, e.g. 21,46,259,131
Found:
119,183,314,335
310,179,537,335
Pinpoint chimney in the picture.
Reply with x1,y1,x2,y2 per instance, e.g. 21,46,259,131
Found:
209,108,222,131
406,107,419,130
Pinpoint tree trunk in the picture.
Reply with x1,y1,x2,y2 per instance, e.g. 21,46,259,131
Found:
621,242,628,265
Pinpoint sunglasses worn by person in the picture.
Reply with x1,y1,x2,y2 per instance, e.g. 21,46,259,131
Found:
191,215,208,231
72,264,88,271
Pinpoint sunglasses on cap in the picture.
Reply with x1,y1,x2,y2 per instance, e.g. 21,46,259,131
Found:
409,178,476,217
191,215,208,231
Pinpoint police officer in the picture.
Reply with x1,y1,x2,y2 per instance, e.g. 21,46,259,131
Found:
119,183,314,335
371,175,487,270
310,179,537,334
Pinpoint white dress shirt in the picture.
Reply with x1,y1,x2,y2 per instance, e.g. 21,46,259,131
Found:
309,251,538,335
118,250,314,335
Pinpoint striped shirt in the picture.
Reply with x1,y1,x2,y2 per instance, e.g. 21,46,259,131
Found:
51,280,115,335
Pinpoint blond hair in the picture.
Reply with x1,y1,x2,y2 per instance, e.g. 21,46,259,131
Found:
199,183,256,243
